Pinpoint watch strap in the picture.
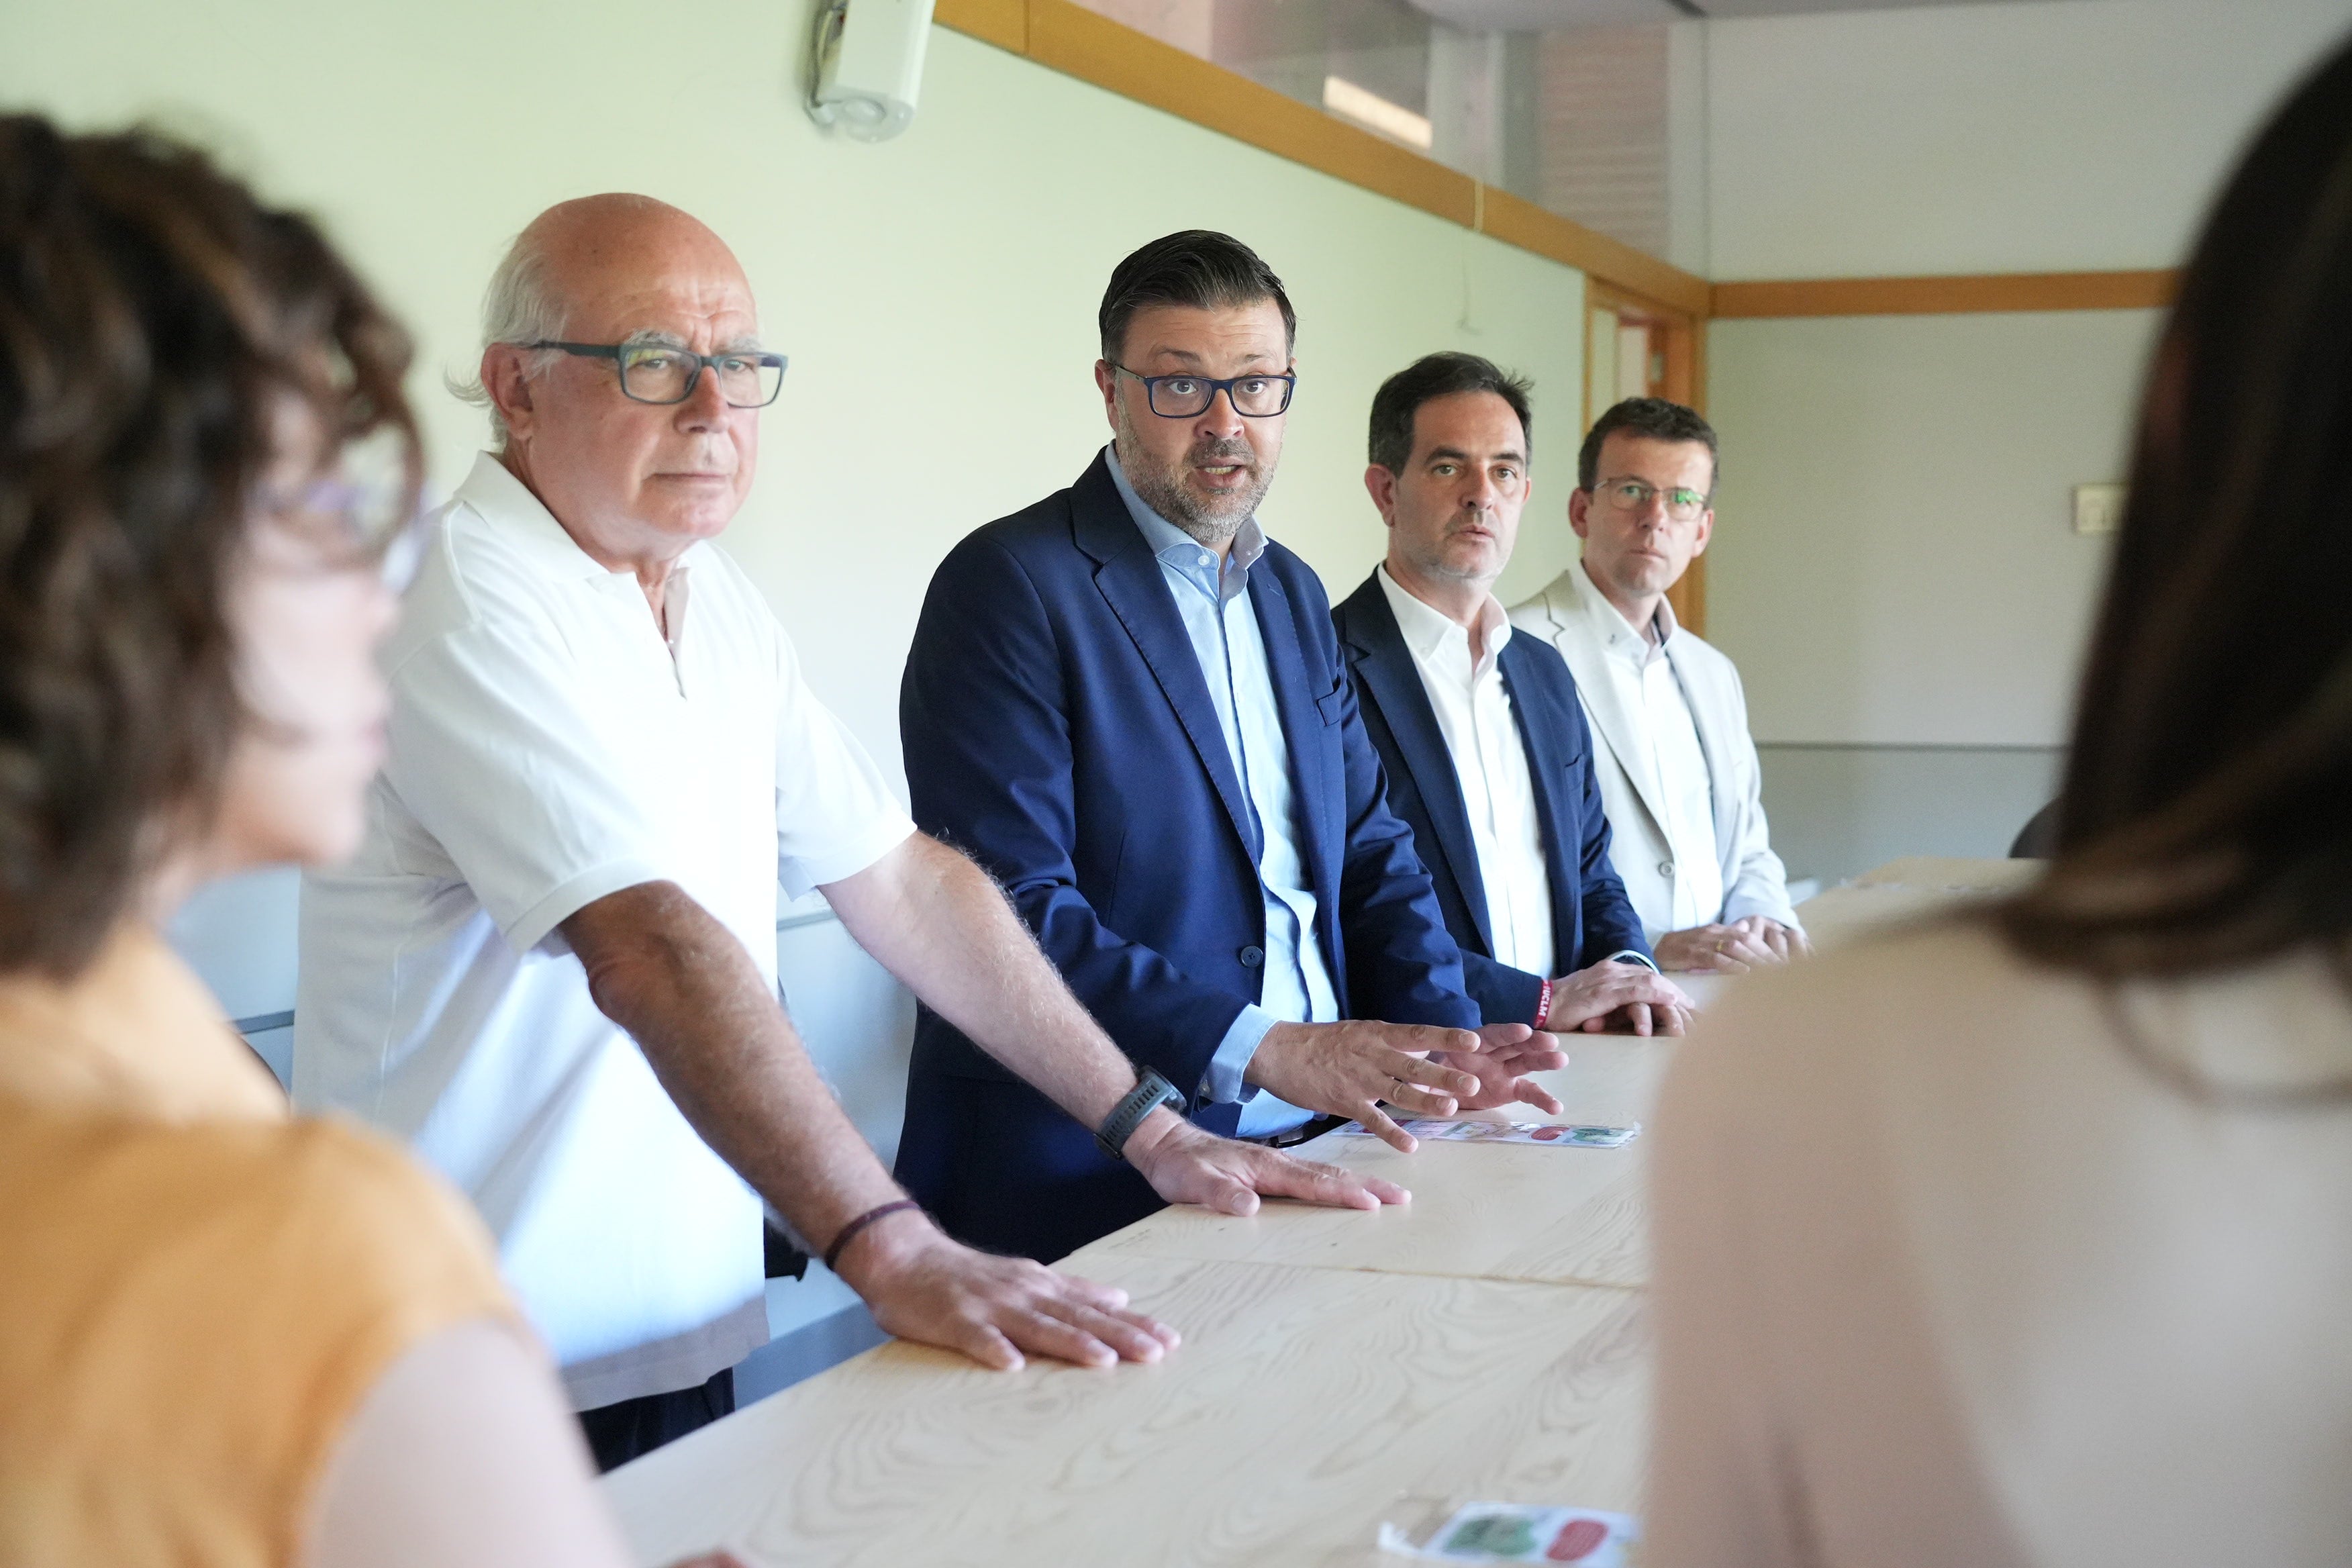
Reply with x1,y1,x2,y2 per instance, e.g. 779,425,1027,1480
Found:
1095,1067,1185,1162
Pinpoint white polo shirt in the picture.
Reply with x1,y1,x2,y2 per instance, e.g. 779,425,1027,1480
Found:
294,453,913,1410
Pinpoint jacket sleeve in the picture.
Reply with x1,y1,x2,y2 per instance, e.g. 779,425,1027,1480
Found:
1456,950,1547,1027
1712,663,1802,931
899,531,1242,1101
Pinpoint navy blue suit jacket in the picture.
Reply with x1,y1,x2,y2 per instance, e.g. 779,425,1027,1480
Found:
895,454,1479,1261
1332,573,1650,1027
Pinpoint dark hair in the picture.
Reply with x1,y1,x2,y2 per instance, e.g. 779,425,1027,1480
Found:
1367,352,1532,474
0,116,419,976
1098,230,1296,364
1998,36,2352,981
1577,396,1718,492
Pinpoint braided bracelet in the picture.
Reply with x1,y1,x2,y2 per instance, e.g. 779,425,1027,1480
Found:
822,1198,923,1272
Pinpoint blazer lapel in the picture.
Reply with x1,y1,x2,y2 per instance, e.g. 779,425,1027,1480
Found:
1665,638,1741,879
1536,579,1674,845
1340,582,1491,953
1245,565,1332,876
1072,462,1261,860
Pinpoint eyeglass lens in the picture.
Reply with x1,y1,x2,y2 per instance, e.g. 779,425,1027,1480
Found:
619,345,784,407
1145,375,1292,418
1605,481,1706,520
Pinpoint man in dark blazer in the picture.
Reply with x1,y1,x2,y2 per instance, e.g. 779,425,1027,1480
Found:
1334,352,1694,1038
897,234,1568,1263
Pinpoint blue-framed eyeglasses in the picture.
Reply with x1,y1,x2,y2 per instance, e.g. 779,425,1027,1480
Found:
1115,364,1296,418
530,340,788,407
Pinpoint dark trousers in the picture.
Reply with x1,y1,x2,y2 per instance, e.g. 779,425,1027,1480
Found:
578,1365,735,1473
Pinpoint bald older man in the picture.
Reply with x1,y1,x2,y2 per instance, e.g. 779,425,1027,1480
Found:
295,195,1389,1469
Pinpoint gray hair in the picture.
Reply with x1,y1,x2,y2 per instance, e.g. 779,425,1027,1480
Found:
446,228,569,446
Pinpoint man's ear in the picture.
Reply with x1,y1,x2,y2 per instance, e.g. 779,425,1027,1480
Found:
1689,509,1714,559
483,345,538,445
1363,463,1400,525
1093,360,1120,434
1567,489,1593,542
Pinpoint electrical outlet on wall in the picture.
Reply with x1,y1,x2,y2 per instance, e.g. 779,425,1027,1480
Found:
2073,483,2127,535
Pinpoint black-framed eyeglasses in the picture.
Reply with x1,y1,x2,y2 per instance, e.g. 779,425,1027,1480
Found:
1591,478,1710,522
1114,364,1296,418
530,340,788,407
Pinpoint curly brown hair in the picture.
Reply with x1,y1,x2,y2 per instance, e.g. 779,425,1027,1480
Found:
0,115,420,977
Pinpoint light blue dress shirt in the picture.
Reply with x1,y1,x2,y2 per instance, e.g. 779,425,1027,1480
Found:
1106,447,1330,1136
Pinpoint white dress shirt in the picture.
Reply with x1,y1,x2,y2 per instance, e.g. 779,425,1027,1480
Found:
295,453,914,1409
1569,564,1724,934
1105,448,1325,1137
1375,567,1554,978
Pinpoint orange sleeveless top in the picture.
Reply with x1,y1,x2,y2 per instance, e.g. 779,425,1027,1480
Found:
0,927,516,1567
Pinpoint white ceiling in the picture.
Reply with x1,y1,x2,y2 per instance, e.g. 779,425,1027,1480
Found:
1410,0,2073,28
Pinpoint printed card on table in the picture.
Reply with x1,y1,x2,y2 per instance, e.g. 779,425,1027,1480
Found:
1380,1502,1640,1563
1339,1119,1641,1148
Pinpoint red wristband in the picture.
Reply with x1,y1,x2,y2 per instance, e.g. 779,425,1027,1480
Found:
822,1199,922,1272
1535,977,1554,1029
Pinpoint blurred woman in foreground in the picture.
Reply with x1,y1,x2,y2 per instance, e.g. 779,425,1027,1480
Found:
1647,32,2352,1568
0,117,730,1567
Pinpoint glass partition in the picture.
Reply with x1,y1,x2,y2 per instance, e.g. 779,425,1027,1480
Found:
1071,0,1682,264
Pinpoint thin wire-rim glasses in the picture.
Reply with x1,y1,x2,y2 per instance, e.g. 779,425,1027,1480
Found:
1593,477,1710,522
529,340,789,407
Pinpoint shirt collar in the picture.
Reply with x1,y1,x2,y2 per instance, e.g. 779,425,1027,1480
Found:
1104,444,1265,599
1376,563,1511,673
1573,556,1675,661
450,450,709,587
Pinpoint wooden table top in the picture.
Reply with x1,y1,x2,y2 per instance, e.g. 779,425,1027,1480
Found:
603,1256,1648,1568
602,858,2021,1565
1065,1036,1667,1291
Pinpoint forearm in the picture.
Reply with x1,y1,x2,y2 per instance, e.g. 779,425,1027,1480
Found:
824,835,1142,1129
567,884,900,1251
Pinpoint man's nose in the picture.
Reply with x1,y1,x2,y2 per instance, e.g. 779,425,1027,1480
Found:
1194,386,1246,438
675,364,733,430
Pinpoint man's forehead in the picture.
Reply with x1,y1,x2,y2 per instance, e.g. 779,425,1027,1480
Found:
1598,432,1710,479
569,267,760,341
1414,391,1526,456
1124,299,1289,364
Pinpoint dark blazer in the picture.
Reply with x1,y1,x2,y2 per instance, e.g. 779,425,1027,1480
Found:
896,454,1480,1262
1333,573,1651,1026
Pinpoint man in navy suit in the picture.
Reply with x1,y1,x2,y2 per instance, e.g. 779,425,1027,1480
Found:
1334,353,1693,1038
897,234,1569,1262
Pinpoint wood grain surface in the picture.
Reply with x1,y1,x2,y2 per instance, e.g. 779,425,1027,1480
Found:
605,1257,1647,1568
1064,1036,1669,1291
601,861,2021,1566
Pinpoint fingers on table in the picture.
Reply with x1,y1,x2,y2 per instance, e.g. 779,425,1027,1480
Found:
1253,1148,1389,1210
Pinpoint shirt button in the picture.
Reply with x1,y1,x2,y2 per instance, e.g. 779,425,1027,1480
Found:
1197,552,1213,567
1238,945,1265,967
1657,860,1676,877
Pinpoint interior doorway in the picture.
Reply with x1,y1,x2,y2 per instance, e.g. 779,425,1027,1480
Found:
1583,283,1707,634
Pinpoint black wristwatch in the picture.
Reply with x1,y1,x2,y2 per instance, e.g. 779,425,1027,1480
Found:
1095,1067,1185,1162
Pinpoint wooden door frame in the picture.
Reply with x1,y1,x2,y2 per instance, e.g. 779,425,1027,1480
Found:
1586,281,1709,636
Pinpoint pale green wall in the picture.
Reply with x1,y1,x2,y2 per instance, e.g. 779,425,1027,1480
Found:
1,0,1589,786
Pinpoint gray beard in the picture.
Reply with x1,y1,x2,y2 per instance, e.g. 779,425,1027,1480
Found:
1113,416,1272,550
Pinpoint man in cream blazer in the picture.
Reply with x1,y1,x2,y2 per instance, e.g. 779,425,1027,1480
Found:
1510,398,1805,973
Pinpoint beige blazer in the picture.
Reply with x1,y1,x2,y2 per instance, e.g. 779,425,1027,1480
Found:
1508,566,1798,939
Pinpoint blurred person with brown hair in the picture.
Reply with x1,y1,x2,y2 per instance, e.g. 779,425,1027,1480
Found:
0,115,734,1567
1646,32,2352,1567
